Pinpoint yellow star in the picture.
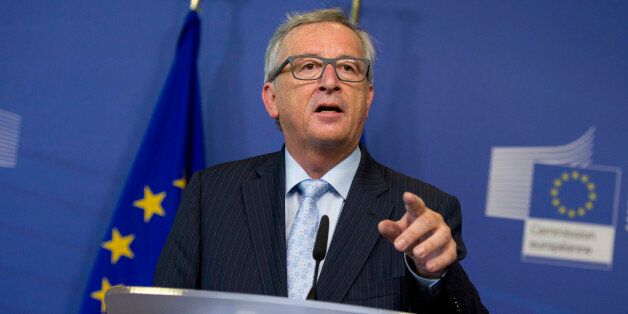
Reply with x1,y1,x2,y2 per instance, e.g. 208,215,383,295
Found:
101,228,135,264
578,207,585,216
558,206,566,214
133,186,166,222
589,192,597,201
173,177,187,189
90,277,111,313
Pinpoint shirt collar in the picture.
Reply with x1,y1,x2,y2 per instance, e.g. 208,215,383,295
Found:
285,146,361,200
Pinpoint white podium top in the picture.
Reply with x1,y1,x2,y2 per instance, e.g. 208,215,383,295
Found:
105,286,406,314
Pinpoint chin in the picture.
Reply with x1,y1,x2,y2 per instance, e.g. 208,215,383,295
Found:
310,134,356,149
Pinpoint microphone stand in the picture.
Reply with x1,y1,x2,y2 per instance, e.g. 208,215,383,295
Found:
306,215,329,300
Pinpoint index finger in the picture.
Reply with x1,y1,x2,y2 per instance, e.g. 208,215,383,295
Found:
403,192,427,218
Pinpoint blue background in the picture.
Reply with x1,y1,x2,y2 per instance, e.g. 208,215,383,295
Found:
1,1,627,313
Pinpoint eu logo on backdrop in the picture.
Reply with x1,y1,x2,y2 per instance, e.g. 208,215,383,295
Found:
529,164,615,225
485,127,622,270
522,164,620,269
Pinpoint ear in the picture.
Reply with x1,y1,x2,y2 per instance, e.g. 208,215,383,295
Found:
365,83,374,118
262,82,279,119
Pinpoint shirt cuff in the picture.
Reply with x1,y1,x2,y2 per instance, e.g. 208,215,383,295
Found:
404,254,445,296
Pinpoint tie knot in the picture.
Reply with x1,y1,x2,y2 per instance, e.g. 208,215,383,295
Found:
298,179,331,200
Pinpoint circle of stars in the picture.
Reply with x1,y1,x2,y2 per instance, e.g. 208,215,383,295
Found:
550,170,597,219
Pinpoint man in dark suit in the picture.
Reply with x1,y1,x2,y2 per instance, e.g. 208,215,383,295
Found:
155,8,487,313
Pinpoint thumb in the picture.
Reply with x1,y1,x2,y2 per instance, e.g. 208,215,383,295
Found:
378,219,403,243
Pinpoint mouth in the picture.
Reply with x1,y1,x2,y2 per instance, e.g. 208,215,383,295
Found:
314,103,343,113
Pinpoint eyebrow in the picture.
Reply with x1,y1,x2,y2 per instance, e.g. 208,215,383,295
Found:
296,53,363,59
336,54,361,59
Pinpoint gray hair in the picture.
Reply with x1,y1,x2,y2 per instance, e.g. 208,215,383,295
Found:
263,8,376,83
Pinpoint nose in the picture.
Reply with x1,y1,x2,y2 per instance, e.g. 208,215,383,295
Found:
318,64,341,92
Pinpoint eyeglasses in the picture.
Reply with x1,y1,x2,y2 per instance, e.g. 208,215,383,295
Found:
268,54,371,82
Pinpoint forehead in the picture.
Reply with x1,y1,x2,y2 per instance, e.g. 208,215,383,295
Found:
281,22,364,59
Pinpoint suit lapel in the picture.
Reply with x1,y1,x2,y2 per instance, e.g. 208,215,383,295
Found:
317,149,394,302
241,151,288,297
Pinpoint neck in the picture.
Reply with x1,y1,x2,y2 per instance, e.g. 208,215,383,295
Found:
286,141,358,179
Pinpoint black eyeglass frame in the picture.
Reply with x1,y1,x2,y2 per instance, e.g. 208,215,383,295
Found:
268,54,371,83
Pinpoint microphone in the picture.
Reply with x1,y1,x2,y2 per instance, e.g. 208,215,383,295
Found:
306,215,329,300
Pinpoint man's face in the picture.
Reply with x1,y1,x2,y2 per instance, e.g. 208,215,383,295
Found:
262,22,374,153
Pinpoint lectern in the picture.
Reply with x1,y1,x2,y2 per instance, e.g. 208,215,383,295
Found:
105,286,406,314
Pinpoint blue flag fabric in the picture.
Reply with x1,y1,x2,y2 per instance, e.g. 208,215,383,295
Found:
529,164,616,225
80,11,205,313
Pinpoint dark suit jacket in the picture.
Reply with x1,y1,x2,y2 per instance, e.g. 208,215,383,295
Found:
155,148,487,313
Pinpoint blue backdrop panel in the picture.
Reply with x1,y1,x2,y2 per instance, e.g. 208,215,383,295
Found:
1,1,626,313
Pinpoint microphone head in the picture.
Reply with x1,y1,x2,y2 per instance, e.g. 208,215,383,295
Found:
312,215,330,261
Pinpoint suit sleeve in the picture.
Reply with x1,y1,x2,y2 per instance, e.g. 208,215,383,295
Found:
410,195,488,313
154,171,202,289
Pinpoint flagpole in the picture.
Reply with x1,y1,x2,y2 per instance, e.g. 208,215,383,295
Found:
351,0,366,146
190,0,201,12
350,0,361,24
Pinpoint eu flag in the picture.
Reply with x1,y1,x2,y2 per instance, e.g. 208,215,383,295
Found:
529,164,618,225
80,11,205,313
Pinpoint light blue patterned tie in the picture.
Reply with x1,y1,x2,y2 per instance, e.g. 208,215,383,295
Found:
287,179,331,299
